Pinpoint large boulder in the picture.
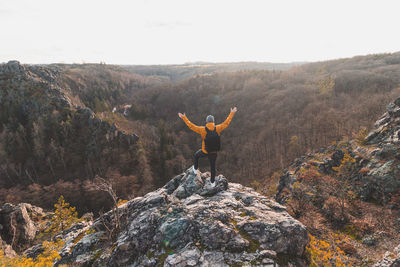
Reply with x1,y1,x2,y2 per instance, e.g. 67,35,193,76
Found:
55,169,310,266
0,203,45,251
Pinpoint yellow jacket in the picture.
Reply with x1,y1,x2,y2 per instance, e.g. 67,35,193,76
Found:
181,111,235,154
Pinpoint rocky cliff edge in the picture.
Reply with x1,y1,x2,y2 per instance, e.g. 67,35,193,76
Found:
52,168,309,266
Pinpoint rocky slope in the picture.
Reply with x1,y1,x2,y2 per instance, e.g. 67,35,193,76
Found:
274,97,400,265
0,61,154,213
21,168,309,266
374,243,400,267
367,99,400,266
277,96,400,206
0,61,139,185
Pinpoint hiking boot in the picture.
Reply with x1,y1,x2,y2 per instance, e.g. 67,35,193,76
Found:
190,165,199,175
189,165,195,174
204,180,216,190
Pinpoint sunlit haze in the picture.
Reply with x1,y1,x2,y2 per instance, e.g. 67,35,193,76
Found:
1,0,399,64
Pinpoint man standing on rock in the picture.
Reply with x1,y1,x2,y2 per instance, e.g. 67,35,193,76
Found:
178,107,237,187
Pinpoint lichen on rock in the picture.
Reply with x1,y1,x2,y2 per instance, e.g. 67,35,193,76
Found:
52,167,309,266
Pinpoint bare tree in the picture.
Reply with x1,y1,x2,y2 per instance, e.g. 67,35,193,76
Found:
87,176,121,240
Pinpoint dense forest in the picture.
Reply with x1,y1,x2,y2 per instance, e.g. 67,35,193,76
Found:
124,52,400,185
0,52,399,214
0,62,156,213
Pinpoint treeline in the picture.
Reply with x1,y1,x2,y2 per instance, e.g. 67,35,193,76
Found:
122,61,303,82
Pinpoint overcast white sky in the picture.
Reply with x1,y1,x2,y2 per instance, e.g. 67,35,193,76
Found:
1,0,399,64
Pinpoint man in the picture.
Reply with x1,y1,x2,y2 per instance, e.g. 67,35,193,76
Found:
178,107,237,187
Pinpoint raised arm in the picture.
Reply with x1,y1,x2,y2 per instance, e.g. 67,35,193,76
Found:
216,107,237,133
179,113,203,134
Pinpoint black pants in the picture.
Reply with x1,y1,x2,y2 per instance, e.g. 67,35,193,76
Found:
194,149,217,183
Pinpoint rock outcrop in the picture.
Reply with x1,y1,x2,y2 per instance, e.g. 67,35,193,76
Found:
374,244,400,267
0,203,46,252
52,169,309,266
366,99,400,145
272,97,400,265
276,97,400,205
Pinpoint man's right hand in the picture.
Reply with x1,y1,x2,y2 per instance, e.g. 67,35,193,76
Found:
231,107,238,113
178,113,185,118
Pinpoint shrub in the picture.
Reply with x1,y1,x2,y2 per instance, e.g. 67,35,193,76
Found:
300,168,321,184
250,180,261,192
306,234,355,267
355,128,368,146
46,195,81,235
323,196,348,224
286,181,310,218
332,152,356,175
263,172,281,197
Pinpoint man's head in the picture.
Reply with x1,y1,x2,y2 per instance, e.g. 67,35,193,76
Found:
206,115,214,123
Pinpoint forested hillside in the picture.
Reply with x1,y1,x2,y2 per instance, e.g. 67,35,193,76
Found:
271,96,400,265
124,52,400,185
0,62,158,213
0,52,399,215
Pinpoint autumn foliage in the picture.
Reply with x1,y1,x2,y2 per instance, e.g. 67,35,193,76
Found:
46,195,81,234
0,196,86,266
0,239,65,266
306,234,356,267
276,140,400,265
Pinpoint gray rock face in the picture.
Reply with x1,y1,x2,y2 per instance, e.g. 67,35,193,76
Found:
22,220,95,263
374,244,400,267
23,243,44,260
276,172,297,203
0,203,45,251
366,98,400,145
163,244,278,267
55,168,309,266
359,98,400,203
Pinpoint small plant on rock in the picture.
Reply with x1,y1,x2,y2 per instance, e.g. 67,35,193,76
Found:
46,195,81,234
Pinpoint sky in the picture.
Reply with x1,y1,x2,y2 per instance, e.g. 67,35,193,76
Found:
1,0,399,65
